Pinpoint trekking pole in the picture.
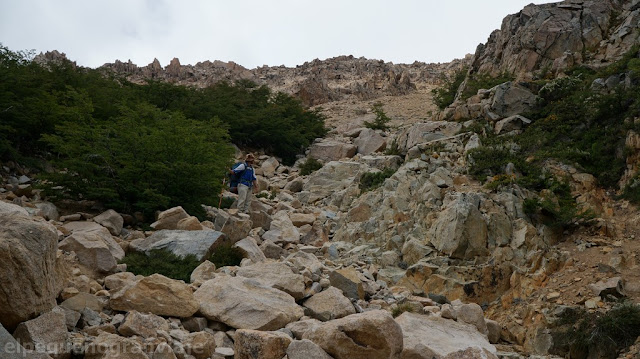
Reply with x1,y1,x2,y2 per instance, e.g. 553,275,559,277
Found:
218,177,226,209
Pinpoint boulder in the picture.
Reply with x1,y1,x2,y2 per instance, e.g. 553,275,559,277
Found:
150,206,190,230
588,277,626,298
59,293,105,313
303,310,403,359
308,140,357,162
190,260,217,283
234,329,292,359
153,343,177,359
34,202,59,221
301,161,370,206
395,312,497,359
118,311,169,338
211,209,252,243
0,323,52,359
286,319,323,340
329,267,365,300
286,339,332,359
92,209,124,236
263,211,300,244
104,272,138,292
183,331,217,359
130,230,225,261
261,157,280,178
429,193,488,259
488,83,539,119
456,302,488,335
0,214,59,330
303,286,356,321
354,128,387,155
236,261,305,299
396,121,462,150
59,222,125,273
85,332,149,359
0,200,29,215
193,276,304,330
176,216,204,231
110,274,199,318
12,308,69,359
233,237,267,263
260,240,286,259
289,213,316,227
494,115,532,135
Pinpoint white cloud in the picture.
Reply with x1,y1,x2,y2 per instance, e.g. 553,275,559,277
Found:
0,0,558,69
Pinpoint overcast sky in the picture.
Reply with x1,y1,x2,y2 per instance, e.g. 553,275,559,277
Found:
1,0,558,69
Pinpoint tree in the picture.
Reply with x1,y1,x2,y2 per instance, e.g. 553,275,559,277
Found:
364,102,392,131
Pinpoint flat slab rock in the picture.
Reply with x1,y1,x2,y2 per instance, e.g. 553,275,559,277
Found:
130,230,225,261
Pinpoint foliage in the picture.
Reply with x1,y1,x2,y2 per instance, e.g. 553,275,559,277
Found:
551,302,640,359
432,66,468,109
392,303,416,318
209,244,244,268
299,157,323,176
460,71,515,100
120,249,200,283
359,168,395,192
364,102,392,131
384,139,402,156
42,102,233,218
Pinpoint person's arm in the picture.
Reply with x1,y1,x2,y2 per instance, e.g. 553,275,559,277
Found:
229,163,246,174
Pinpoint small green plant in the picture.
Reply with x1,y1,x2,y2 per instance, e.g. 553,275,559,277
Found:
299,157,323,176
209,244,244,268
359,168,395,192
256,190,276,200
384,139,402,156
460,71,515,100
622,174,640,203
432,66,468,109
364,102,392,131
218,196,235,209
392,303,416,318
120,249,200,282
551,302,640,359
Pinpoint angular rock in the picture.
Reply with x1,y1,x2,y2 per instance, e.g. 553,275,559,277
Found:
151,206,189,230
1,323,52,359
176,216,204,231
486,319,501,344
153,343,177,359
261,157,280,178
60,293,105,313
429,193,488,259
308,140,357,162
0,200,29,215
286,319,323,340
12,308,69,359
289,213,316,227
181,317,208,333
329,267,365,300
118,311,169,338
193,276,304,330
34,202,59,221
303,310,403,359
494,115,532,135
85,332,149,359
395,312,497,359
211,210,252,243
303,287,356,321
233,237,267,263
104,272,138,292
286,339,332,359
93,209,124,236
234,329,292,359
0,214,59,330
183,332,216,359
60,222,125,273
354,128,387,155
190,260,217,283
456,303,488,335
264,211,300,244
236,261,305,300
260,240,285,260
110,274,199,318
588,277,625,298
130,230,225,261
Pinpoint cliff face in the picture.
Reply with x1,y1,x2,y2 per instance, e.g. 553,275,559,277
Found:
98,55,469,107
471,0,640,79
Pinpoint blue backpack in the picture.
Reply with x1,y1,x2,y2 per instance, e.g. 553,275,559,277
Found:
229,162,245,194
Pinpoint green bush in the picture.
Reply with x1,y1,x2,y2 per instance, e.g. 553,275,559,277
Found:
384,139,402,156
299,157,323,176
432,66,468,109
364,102,391,131
209,244,244,268
360,168,395,192
391,303,416,318
551,302,640,359
460,72,514,100
121,249,200,282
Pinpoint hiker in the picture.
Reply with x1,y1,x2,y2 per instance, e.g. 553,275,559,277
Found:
229,153,258,213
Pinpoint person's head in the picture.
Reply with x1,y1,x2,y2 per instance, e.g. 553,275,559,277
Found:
245,153,255,164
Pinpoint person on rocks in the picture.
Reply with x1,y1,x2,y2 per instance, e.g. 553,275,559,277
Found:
230,153,258,213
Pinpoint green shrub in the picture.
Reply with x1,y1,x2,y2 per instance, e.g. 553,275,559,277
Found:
364,102,392,131
299,157,323,176
120,249,200,282
384,139,402,156
432,67,468,109
460,72,514,100
551,302,640,359
360,168,395,192
391,303,416,318
209,244,244,268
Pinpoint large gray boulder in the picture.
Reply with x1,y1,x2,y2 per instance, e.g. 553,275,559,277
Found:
303,310,403,359
303,287,355,321
236,261,305,300
129,230,225,261
59,222,125,273
262,211,300,244
150,206,189,230
487,83,539,119
301,161,370,206
396,121,462,151
354,128,386,155
92,209,124,236
395,312,497,359
0,214,59,330
429,193,489,259
194,276,304,330
308,140,357,162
